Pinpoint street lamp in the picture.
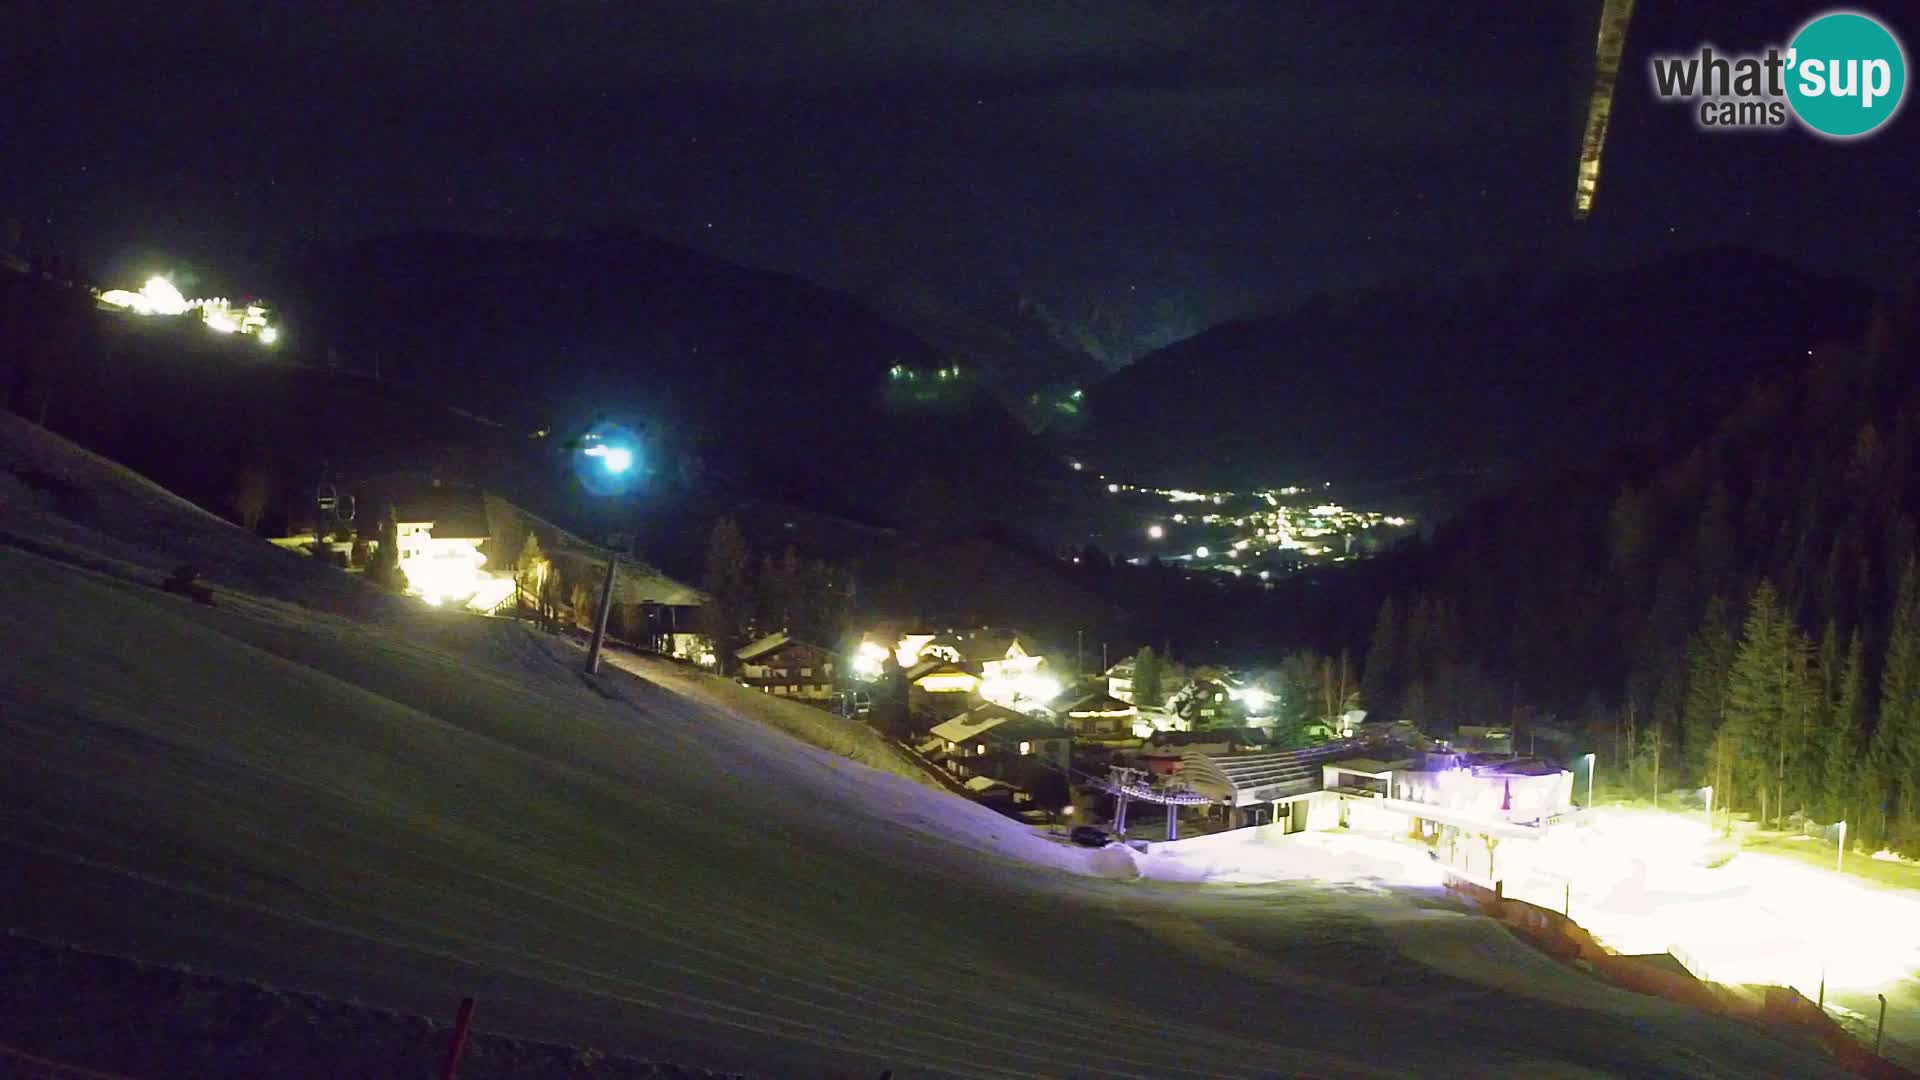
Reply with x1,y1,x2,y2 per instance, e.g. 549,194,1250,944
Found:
572,420,643,673
585,444,633,474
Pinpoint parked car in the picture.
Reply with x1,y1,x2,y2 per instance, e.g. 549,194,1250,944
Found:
1069,825,1112,848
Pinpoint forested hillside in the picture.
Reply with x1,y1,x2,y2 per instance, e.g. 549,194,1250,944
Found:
1358,279,1920,852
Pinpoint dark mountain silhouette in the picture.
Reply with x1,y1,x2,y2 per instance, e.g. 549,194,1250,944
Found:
1081,249,1874,504
865,281,1109,422
278,227,1080,532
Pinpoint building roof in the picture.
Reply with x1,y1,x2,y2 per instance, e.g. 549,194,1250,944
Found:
1148,727,1268,749
734,632,830,663
1058,691,1136,717
481,493,704,606
926,627,1041,664
1181,741,1392,806
907,659,975,683
929,703,1068,746
993,715,1073,742
930,704,1018,744
1323,758,1398,775
735,632,790,662
1466,757,1567,778
963,775,1017,795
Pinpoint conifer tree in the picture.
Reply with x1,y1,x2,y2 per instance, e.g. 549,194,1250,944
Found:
1724,580,1790,824
1823,630,1867,828
1874,559,1920,840
1681,597,1735,784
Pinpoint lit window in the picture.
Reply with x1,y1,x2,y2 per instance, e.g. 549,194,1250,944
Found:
975,744,986,756
800,667,812,677
1019,741,1032,755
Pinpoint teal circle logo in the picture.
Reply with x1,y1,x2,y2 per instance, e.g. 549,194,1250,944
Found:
1786,11,1907,138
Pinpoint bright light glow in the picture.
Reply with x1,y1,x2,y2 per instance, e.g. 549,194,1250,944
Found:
258,325,280,345
205,312,239,334
979,672,1060,708
463,575,518,613
1232,687,1274,712
1147,524,1164,540
584,444,634,473
99,289,152,313
917,672,979,693
140,276,190,316
1108,483,1120,494
895,633,935,668
851,640,889,679
1193,546,1209,559
399,535,495,609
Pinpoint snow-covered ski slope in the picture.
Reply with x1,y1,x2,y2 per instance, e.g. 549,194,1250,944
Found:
0,415,1843,1078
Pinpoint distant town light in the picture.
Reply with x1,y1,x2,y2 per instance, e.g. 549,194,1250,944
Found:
1148,524,1164,540
1108,483,1120,493
257,325,279,345
1194,546,1210,559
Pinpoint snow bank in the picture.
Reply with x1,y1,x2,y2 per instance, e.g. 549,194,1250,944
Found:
1137,827,1451,890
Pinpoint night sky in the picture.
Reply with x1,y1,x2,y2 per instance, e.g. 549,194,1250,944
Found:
6,1,1916,364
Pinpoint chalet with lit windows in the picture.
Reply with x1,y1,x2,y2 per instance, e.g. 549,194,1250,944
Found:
905,658,979,721
1052,690,1137,738
1104,659,1136,704
920,627,1046,680
927,703,1071,782
1168,676,1239,726
735,632,836,700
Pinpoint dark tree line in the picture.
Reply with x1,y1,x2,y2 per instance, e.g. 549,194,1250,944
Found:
698,516,852,672
1355,280,1920,852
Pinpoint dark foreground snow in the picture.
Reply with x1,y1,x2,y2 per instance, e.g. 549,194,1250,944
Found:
0,416,1845,1078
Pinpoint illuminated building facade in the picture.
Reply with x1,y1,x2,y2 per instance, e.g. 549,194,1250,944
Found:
736,632,837,700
